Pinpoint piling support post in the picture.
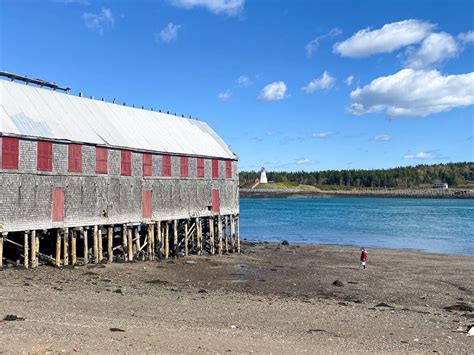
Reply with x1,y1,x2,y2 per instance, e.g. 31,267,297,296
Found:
224,215,229,253
184,221,189,256
237,215,241,254
93,225,98,263
82,227,88,265
230,215,236,252
150,223,155,260
217,215,223,255
197,218,203,255
0,232,4,269
209,216,215,255
30,230,37,268
127,226,133,262
173,219,178,258
24,232,29,269
63,228,69,266
71,230,77,266
98,226,103,263
35,232,40,266
107,225,113,263
165,222,169,259
156,221,162,257
134,226,141,260
122,224,127,261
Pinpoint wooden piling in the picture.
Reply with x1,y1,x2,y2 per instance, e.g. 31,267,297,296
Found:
24,232,29,269
173,219,178,258
93,225,98,263
98,227,103,263
209,217,215,255
156,221,162,257
63,228,69,266
107,225,113,263
184,221,189,256
127,227,133,262
0,233,4,269
35,232,40,266
122,224,127,261
82,228,88,265
237,215,241,254
55,229,61,266
230,215,236,252
150,223,155,261
134,226,141,260
147,225,152,261
217,215,223,255
197,218,203,255
165,222,169,259
30,230,36,268
71,230,77,266
224,215,229,253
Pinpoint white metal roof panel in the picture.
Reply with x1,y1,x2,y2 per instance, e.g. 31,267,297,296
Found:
0,79,237,160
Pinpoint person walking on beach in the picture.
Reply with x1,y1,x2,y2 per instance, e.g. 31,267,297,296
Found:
360,247,368,270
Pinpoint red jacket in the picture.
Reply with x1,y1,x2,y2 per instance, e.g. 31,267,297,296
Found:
361,250,368,261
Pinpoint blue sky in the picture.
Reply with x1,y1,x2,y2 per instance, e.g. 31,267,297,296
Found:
1,0,473,171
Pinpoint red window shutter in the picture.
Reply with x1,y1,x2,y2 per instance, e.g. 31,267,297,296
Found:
37,141,53,172
142,190,152,218
68,144,82,173
180,156,188,177
96,147,108,174
1,137,19,170
162,155,171,177
226,160,232,179
212,189,220,214
121,150,132,176
52,188,65,222
142,153,152,176
196,158,205,178
212,159,219,179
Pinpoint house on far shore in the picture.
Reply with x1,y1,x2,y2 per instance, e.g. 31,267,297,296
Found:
432,182,449,189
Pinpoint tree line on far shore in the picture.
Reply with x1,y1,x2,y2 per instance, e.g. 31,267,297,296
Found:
239,162,474,189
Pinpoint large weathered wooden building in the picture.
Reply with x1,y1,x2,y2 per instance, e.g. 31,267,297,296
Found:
0,73,239,268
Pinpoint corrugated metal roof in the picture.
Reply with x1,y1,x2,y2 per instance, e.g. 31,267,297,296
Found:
0,79,237,160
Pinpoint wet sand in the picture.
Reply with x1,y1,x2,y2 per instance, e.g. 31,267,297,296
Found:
0,243,473,352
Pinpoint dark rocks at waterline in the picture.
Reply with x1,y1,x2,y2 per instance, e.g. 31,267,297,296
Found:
281,240,290,246
4,315,25,321
444,302,474,312
332,280,343,287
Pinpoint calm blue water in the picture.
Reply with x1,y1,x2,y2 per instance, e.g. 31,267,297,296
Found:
240,198,474,256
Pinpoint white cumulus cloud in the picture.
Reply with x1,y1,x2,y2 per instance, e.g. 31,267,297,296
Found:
157,23,181,43
458,31,474,44
334,19,434,58
82,7,114,34
170,0,244,16
258,81,287,101
403,151,438,159
302,71,335,93
405,32,459,69
218,89,232,101
349,69,474,117
236,75,251,87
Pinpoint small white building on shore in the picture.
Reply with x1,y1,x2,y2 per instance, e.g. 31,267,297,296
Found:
260,167,268,184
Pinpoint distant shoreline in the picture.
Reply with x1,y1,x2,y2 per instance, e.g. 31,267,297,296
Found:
240,188,474,199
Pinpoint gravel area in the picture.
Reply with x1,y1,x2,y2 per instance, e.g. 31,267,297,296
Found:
0,242,473,352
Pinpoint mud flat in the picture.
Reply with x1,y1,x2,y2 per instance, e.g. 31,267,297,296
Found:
0,242,473,352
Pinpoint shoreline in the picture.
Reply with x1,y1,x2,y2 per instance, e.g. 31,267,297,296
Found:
240,188,474,199
1,242,472,352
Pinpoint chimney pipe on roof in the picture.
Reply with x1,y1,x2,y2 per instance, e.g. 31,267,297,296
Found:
79,92,83,97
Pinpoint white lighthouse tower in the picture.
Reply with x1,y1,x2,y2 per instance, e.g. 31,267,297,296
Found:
260,167,268,184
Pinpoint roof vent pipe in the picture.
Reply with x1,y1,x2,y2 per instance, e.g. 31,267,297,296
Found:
112,98,116,103
79,92,83,97
89,95,93,99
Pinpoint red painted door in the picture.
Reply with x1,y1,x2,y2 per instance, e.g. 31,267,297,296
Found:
52,188,65,222
142,190,152,219
212,189,220,214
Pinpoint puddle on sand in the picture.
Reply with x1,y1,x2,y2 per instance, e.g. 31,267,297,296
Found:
235,263,248,271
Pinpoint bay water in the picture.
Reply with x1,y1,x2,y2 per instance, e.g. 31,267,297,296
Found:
239,198,474,255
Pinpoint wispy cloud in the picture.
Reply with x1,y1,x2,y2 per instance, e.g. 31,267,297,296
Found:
236,75,252,87
345,75,354,86
218,89,232,101
156,23,182,43
458,31,474,44
403,151,438,159
258,81,287,101
82,7,114,34
311,131,337,139
404,32,458,69
372,134,392,141
305,27,342,58
302,71,335,93
350,69,474,117
170,0,245,16
334,19,434,58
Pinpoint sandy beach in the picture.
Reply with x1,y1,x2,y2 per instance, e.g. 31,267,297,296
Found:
0,242,473,353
